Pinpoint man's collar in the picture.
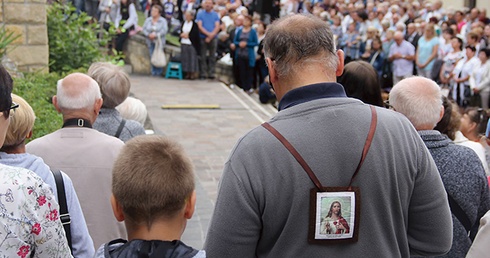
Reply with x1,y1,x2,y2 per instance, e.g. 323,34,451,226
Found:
278,82,347,111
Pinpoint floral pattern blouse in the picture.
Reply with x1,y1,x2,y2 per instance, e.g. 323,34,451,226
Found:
0,164,72,257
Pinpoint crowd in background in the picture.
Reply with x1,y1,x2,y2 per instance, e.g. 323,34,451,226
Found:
69,0,490,107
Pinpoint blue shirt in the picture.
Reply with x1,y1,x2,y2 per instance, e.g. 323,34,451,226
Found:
417,37,439,71
278,83,347,111
196,10,220,38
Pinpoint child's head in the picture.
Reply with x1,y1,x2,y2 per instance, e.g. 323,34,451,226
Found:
111,135,195,230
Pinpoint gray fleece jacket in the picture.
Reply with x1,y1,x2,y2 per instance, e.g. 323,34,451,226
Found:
205,90,453,257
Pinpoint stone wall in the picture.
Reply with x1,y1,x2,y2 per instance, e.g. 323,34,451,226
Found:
1,0,49,73
124,34,181,75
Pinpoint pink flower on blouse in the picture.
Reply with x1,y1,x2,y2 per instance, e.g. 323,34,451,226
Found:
31,223,41,235
17,245,30,258
47,209,58,221
37,196,46,206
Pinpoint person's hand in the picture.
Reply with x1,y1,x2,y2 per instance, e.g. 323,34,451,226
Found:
116,28,122,34
474,88,480,94
337,223,345,230
230,43,236,50
239,41,247,48
105,7,110,13
149,32,156,40
181,33,189,39
205,37,211,43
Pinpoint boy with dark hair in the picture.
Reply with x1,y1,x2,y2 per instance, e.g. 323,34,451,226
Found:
95,135,205,257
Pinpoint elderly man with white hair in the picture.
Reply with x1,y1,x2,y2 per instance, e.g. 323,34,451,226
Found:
27,73,126,249
389,76,490,258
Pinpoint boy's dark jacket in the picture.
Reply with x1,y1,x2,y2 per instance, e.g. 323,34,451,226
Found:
96,239,205,258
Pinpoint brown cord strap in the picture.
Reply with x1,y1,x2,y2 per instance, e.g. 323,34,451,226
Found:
262,122,324,190
262,105,377,191
348,105,377,187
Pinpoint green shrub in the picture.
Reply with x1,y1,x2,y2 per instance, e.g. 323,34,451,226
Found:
47,3,111,73
12,69,86,141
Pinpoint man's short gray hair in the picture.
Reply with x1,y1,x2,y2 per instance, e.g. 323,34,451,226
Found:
262,14,338,78
389,77,442,130
56,76,102,110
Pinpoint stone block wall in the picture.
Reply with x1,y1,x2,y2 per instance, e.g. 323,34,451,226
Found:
1,0,49,73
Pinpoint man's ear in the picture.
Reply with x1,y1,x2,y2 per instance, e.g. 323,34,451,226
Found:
438,106,445,122
336,49,345,77
266,58,277,85
26,131,33,139
94,98,103,116
184,190,196,220
52,96,62,113
111,194,125,222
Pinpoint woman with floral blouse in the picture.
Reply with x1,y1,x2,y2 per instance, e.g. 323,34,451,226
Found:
0,65,71,257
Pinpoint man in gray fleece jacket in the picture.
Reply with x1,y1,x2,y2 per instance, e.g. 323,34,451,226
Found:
204,14,453,257
389,77,490,257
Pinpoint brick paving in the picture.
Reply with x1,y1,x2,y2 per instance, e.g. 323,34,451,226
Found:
129,75,277,249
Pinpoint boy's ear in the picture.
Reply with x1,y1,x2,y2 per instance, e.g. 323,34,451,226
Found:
111,194,125,222
184,190,196,220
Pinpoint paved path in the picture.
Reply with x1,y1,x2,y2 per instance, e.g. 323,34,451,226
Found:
129,75,277,249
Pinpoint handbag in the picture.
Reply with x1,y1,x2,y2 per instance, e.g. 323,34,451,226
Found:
51,169,72,254
151,34,167,68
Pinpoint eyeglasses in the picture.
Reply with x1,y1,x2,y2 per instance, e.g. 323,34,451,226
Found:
383,100,394,110
2,102,19,118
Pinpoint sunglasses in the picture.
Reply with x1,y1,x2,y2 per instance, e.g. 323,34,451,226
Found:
3,102,19,118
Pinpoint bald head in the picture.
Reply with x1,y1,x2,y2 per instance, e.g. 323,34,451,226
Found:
394,31,404,45
389,77,443,130
55,73,102,112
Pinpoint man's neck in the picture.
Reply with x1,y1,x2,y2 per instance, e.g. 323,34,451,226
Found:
62,111,95,126
126,217,186,242
276,73,334,101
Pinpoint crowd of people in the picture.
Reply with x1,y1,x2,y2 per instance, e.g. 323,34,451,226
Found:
75,0,490,107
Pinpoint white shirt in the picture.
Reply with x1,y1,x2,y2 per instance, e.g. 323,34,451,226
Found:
389,40,415,77
180,20,193,45
454,131,490,175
